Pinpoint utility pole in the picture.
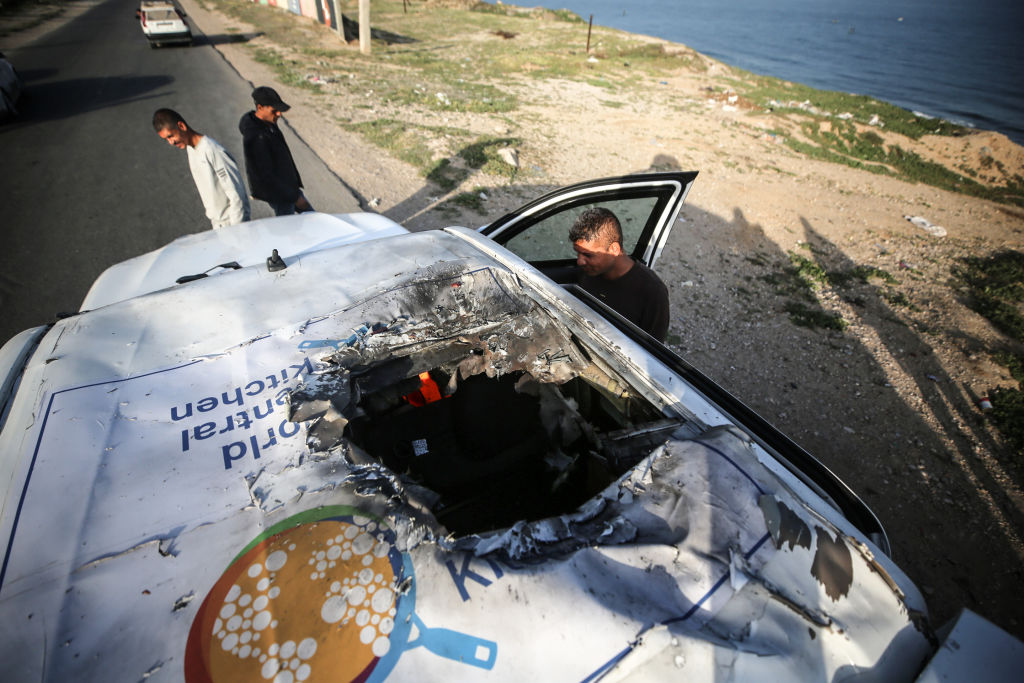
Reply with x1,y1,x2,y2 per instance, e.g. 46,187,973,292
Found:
359,0,370,55
332,0,343,40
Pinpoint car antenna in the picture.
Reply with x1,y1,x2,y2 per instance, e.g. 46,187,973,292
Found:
267,249,286,272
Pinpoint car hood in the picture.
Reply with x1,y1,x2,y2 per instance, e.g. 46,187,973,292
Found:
81,211,408,310
0,228,933,681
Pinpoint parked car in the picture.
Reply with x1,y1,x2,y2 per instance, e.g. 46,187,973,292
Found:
1,173,1020,681
137,1,192,47
0,51,23,122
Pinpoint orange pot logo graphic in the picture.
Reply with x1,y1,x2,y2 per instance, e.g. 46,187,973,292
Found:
186,506,497,683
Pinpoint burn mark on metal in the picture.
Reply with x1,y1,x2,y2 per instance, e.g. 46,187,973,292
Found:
758,495,812,552
811,526,854,601
172,592,194,612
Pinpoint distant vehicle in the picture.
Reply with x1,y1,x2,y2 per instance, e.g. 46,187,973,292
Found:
0,51,23,121
137,1,192,48
1,173,1022,680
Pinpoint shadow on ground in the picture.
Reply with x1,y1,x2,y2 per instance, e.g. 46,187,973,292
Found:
0,74,173,127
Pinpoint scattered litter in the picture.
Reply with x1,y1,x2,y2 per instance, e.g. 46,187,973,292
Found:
904,215,946,237
898,260,911,270
305,74,336,85
837,112,853,120
977,396,993,412
926,374,940,382
478,191,489,201
868,114,884,127
497,147,519,168
681,280,694,287
587,56,599,63
368,197,381,208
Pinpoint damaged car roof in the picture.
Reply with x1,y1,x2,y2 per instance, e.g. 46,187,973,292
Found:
0,220,940,681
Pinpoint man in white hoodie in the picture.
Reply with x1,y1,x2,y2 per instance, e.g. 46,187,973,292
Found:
152,108,250,229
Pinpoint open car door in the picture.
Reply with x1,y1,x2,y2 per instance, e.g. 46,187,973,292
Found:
480,172,697,283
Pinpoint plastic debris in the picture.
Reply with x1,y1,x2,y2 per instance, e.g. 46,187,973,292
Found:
904,215,947,237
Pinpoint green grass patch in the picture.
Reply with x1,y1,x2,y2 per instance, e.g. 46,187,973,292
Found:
881,289,915,309
440,188,488,215
471,2,584,23
784,118,1024,206
425,159,469,192
344,117,449,178
952,255,1024,456
788,252,830,289
784,302,848,331
251,48,323,92
830,265,899,287
735,74,968,140
344,119,518,190
458,136,521,180
989,352,1024,459
952,250,1024,343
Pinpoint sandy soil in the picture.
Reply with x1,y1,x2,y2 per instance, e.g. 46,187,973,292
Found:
10,0,1024,638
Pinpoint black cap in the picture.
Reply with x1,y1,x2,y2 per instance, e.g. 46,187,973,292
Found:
252,86,290,112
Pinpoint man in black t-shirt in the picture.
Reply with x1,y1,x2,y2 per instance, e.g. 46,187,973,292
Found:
569,208,670,341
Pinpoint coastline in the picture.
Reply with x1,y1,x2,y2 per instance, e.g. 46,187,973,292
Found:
6,0,1024,640
535,0,1024,146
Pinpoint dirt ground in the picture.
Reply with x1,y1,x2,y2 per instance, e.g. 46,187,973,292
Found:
10,0,1024,639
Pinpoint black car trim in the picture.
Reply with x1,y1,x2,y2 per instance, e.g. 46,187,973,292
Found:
482,171,698,267
564,283,892,557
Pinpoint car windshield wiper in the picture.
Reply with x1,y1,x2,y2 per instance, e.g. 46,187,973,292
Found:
175,261,241,285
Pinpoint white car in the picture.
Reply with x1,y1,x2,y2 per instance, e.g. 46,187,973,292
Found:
138,1,193,47
1,173,1021,681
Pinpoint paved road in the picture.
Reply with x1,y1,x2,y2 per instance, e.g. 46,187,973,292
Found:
0,0,359,343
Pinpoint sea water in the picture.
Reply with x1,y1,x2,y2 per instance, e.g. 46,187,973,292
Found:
534,0,1024,144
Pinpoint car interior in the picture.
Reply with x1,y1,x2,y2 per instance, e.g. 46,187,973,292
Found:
343,358,692,536
288,266,702,537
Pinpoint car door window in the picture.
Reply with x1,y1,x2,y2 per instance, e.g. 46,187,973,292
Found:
500,195,664,263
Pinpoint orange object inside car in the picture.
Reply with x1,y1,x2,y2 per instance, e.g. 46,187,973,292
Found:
404,371,444,406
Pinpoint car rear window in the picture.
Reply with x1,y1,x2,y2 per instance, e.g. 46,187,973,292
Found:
145,10,178,21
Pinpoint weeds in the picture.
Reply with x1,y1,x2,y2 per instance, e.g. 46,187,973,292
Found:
952,250,1024,343
252,48,324,92
990,352,1024,458
952,253,1024,455
784,302,847,331
344,118,519,190
736,74,968,140
458,136,521,180
441,189,488,215
783,118,1024,206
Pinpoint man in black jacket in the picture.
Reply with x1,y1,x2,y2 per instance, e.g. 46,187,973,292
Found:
238,86,313,216
569,207,670,341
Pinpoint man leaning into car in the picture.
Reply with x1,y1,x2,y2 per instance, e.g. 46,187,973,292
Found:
569,207,670,341
152,108,250,230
